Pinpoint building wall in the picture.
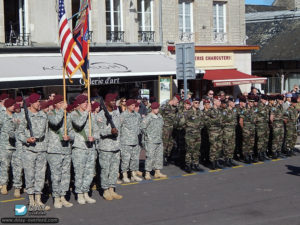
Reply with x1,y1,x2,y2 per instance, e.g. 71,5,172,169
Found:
0,0,4,43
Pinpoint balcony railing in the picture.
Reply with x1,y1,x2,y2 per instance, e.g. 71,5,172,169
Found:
5,32,30,46
213,32,227,43
179,32,194,42
106,31,125,42
138,31,155,43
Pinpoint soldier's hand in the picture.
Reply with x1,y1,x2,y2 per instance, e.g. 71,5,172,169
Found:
88,136,95,142
63,135,70,141
87,103,92,112
27,137,36,143
111,128,118,135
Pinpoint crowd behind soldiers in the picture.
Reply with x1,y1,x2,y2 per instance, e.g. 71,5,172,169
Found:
0,86,299,210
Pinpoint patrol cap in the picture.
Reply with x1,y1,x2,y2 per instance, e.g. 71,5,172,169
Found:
151,102,160,109
28,93,41,104
105,93,118,102
4,98,15,108
276,95,284,100
15,96,23,102
76,94,88,105
0,93,9,101
91,102,100,112
192,97,200,102
53,95,64,105
40,100,49,110
291,97,297,103
261,94,268,100
184,99,191,105
239,96,247,103
126,99,136,106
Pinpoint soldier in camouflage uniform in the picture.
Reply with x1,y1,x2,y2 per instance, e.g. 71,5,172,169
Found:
221,97,239,167
160,95,179,165
239,96,257,163
70,94,98,204
201,99,212,164
284,97,299,156
120,99,142,183
184,98,204,173
17,93,50,210
256,95,270,161
47,95,74,208
141,102,167,180
270,95,286,159
98,93,123,201
205,97,223,169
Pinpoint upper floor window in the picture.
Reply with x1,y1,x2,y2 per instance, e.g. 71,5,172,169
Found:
137,0,154,42
178,0,193,41
213,2,226,43
106,0,124,42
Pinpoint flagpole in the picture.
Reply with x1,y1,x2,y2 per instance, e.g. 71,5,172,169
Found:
87,39,92,137
63,66,67,136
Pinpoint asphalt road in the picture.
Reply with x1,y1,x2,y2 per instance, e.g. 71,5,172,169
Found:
1,154,300,225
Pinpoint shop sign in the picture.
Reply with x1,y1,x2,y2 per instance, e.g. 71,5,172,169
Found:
195,52,234,69
79,77,120,86
213,79,266,87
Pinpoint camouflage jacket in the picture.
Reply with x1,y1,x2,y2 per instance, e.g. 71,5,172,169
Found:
184,108,204,134
240,106,256,125
0,112,17,150
160,104,177,127
256,102,270,125
141,113,164,144
221,107,238,127
47,109,74,154
270,104,284,124
176,109,190,129
120,110,140,146
204,107,223,128
284,106,298,126
13,110,25,151
17,110,48,153
98,109,121,151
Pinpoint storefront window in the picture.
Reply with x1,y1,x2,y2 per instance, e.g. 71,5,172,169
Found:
213,2,226,43
178,0,193,41
106,0,124,42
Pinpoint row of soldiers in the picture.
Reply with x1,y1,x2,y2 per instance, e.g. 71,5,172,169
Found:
0,92,166,210
160,94,299,173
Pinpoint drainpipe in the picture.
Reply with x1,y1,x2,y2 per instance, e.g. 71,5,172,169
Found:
159,0,163,48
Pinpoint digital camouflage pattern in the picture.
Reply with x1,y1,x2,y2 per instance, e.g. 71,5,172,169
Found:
240,106,256,155
256,102,270,153
270,104,285,153
284,105,298,150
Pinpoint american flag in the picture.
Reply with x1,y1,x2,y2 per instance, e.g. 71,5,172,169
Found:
58,0,83,80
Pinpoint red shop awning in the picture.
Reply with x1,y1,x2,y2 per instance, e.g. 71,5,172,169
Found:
203,69,267,87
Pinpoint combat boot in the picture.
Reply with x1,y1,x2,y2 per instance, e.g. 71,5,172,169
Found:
116,179,122,184
210,161,217,170
77,193,86,204
144,171,151,180
60,196,73,207
193,164,202,171
163,157,169,166
54,197,62,209
154,170,167,178
83,193,96,204
262,152,270,160
131,171,142,182
225,158,232,167
35,194,51,211
1,185,8,195
14,188,21,198
229,158,239,167
103,189,113,201
28,194,35,208
109,187,123,200
277,151,286,158
216,160,224,169
185,164,192,173
244,154,251,164
251,155,258,163
272,151,278,159
136,171,143,177
122,172,130,183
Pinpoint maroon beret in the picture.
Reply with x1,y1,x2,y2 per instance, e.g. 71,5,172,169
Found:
184,99,191,105
276,95,284,100
126,99,136,107
53,95,64,105
25,97,31,107
40,100,49,110
66,104,74,113
4,98,16,108
28,93,41,104
291,97,297,103
105,93,117,102
239,96,247,103
91,102,100,112
0,93,9,101
151,102,160,109
135,102,140,107
174,94,181,101
214,96,220,100
15,96,23,102
14,103,21,110
76,94,88,105
72,101,79,109
203,99,210,104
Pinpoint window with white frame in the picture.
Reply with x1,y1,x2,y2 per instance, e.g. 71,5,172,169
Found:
137,0,154,42
106,0,124,41
178,0,193,34
213,2,226,35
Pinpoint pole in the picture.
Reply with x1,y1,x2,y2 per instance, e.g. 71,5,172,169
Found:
183,47,187,100
87,39,92,137
63,66,67,136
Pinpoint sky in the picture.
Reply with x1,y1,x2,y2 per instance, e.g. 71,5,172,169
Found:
245,0,274,5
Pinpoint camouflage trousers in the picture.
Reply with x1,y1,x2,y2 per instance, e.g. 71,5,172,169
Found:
185,133,201,165
162,126,174,157
0,149,22,188
120,145,140,173
271,122,284,153
285,124,297,150
242,124,255,155
256,123,269,153
222,126,236,159
208,127,223,161
22,150,47,195
72,148,96,193
47,153,71,197
98,150,120,190
145,142,163,172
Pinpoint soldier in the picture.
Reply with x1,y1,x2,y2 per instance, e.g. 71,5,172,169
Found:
239,96,257,163
0,93,9,113
120,99,142,183
0,99,17,195
47,95,74,208
70,94,98,204
17,93,50,210
235,96,247,160
284,97,298,156
270,95,286,159
256,95,270,161
205,97,223,169
141,102,166,180
201,99,211,164
134,101,144,178
98,93,123,201
160,95,179,165
222,97,239,167
184,98,204,173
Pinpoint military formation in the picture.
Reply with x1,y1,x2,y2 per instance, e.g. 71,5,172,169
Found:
0,90,299,211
